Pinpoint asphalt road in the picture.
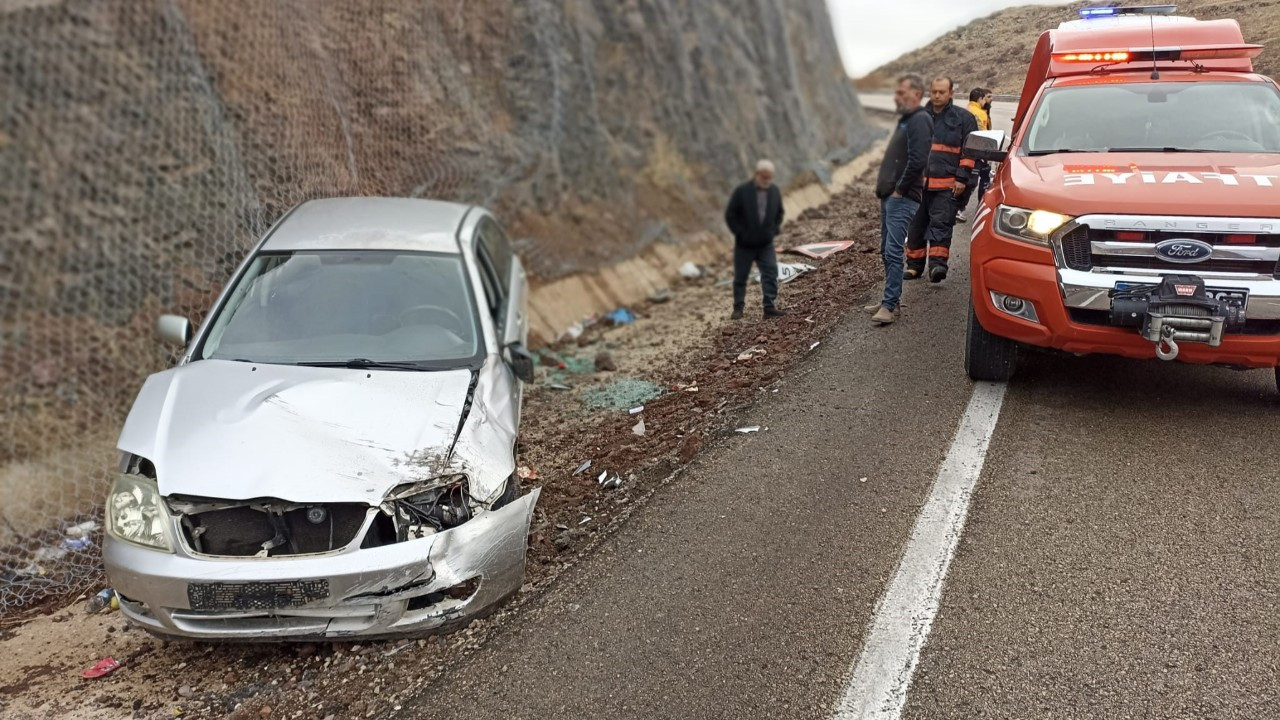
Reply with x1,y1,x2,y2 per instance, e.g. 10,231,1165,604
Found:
399,99,1279,719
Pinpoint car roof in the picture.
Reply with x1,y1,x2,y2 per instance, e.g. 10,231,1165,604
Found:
262,197,474,254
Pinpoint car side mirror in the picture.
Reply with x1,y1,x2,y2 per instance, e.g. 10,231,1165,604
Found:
964,130,1008,163
506,342,535,384
156,314,192,347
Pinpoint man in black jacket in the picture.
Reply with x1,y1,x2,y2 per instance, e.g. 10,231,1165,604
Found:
724,160,786,319
869,73,931,326
904,76,980,284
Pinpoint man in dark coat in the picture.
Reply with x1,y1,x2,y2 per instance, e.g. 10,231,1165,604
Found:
867,73,931,326
724,160,786,319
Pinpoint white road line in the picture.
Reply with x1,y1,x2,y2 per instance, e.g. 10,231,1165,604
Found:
832,381,1009,720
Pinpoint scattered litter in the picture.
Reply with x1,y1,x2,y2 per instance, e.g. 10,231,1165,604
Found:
601,474,624,489
579,517,592,525
859,477,868,483
563,322,584,341
65,521,100,538
737,347,768,362
63,537,92,551
736,426,762,434
573,460,592,476
750,262,815,285
786,241,856,259
678,261,702,279
86,588,117,615
629,405,644,415
604,307,635,325
555,523,569,530
674,382,699,393
594,352,618,372
597,471,608,484
582,379,664,411
804,316,815,324
547,382,573,391
809,341,820,351
33,546,67,562
82,658,121,679
517,466,540,481
632,418,646,436
649,288,673,304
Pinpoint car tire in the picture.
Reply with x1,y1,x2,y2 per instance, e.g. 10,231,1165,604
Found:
965,303,1018,382
493,473,521,509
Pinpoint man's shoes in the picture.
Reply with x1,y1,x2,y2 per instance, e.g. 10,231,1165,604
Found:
763,306,786,318
928,265,947,284
863,302,882,314
730,306,744,320
903,268,923,281
871,307,896,325
956,211,968,223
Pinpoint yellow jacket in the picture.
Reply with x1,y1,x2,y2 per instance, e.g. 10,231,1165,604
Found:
969,101,991,131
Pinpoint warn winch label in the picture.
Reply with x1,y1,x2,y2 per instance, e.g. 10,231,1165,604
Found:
1065,171,1277,187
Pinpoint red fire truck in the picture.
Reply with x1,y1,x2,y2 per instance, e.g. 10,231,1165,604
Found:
963,5,1280,391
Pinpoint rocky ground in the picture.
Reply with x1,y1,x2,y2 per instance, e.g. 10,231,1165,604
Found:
0,170,888,720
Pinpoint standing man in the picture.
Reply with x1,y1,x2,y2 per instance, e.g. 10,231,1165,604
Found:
868,74,931,326
725,160,786,319
904,77,979,284
959,87,994,221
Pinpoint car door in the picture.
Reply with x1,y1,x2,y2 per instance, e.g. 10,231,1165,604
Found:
477,218,527,346
474,217,527,430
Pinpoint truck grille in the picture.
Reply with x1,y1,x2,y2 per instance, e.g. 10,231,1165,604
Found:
1060,228,1280,278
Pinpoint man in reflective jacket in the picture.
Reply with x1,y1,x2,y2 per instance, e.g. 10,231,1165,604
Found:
962,87,994,220
904,76,979,283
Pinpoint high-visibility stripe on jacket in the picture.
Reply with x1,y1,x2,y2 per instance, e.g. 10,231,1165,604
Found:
923,101,980,190
968,101,991,132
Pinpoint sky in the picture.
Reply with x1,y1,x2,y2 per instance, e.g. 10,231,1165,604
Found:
826,0,1074,77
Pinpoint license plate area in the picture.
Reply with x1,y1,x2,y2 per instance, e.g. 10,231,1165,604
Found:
188,579,330,611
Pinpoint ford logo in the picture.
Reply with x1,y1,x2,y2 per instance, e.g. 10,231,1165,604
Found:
1154,239,1214,264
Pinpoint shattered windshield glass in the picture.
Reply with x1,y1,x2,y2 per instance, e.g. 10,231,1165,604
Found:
1025,82,1280,154
199,251,482,368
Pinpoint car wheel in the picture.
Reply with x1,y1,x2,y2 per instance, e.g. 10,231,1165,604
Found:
965,302,1018,382
493,473,521,509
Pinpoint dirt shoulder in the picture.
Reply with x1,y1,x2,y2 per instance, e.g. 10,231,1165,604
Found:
0,164,888,720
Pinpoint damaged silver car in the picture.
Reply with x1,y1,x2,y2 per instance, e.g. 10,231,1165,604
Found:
104,197,540,640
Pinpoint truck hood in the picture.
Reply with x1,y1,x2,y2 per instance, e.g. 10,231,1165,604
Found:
117,359,516,505
1006,153,1280,218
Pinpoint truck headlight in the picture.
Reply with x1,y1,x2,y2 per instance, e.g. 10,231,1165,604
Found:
106,474,174,552
996,205,1073,246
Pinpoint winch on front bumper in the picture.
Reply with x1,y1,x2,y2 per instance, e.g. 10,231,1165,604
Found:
1108,275,1247,361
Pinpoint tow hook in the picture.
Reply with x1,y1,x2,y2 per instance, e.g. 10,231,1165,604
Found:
1155,325,1179,362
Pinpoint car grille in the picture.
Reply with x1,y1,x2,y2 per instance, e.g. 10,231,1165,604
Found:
180,503,370,557
1060,228,1280,278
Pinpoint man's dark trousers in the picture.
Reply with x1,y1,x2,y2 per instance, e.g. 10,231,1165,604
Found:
733,244,778,310
905,189,959,274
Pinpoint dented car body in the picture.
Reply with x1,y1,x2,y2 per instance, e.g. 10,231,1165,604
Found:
104,197,541,640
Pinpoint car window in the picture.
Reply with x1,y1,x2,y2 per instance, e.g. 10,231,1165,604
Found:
198,251,483,368
477,219,513,289
475,241,506,328
1025,82,1280,153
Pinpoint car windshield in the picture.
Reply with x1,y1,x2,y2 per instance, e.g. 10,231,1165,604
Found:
1024,82,1280,154
199,250,482,368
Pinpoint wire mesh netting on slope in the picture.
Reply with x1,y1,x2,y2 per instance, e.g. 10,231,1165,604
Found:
0,0,871,615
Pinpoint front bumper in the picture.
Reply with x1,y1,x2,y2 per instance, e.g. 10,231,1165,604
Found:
104,490,539,640
972,242,1280,369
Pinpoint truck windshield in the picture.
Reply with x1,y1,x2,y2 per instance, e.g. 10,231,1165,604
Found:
198,251,483,369
1025,82,1280,154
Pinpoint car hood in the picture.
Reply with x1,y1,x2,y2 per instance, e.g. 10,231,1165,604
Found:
1006,153,1280,219
117,359,517,505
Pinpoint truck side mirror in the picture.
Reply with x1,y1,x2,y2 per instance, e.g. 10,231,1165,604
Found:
156,314,192,347
964,130,1009,163
506,342,535,384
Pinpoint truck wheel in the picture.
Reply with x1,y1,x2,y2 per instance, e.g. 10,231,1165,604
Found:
965,303,1018,382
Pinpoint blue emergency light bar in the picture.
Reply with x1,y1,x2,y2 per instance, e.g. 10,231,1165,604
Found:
1079,5,1178,19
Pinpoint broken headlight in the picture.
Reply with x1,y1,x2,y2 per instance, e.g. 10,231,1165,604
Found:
382,476,473,541
106,474,175,552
